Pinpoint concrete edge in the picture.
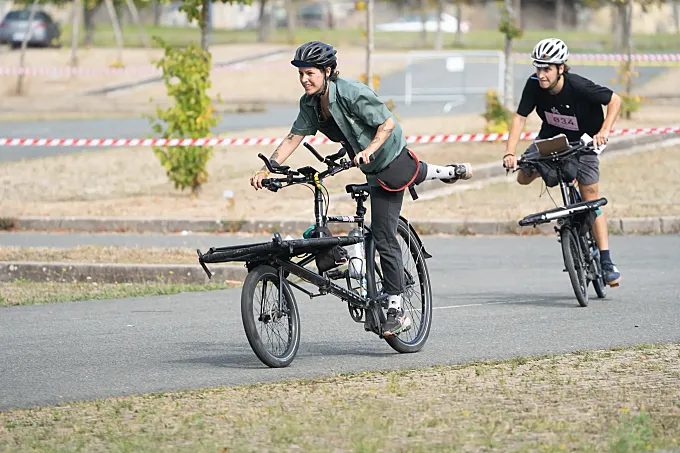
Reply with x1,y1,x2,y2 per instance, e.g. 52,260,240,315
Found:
0,261,247,285
1,216,679,236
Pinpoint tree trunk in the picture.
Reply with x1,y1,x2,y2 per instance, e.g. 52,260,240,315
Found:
673,0,680,35
503,0,514,111
624,0,633,119
103,0,125,63
70,0,81,71
153,0,161,26
420,0,427,47
125,0,150,48
257,0,272,42
16,0,40,95
455,0,462,47
555,0,564,31
434,0,443,50
83,2,97,47
613,2,627,52
200,0,211,50
366,0,375,90
285,0,296,44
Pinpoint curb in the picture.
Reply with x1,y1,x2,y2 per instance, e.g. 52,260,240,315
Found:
0,261,247,285
1,216,679,236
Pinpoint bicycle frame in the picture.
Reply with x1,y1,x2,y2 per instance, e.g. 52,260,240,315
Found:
196,143,403,321
516,142,608,229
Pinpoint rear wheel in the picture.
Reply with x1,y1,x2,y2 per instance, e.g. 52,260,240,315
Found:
241,265,300,368
584,231,607,299
366,218,433,353
561,227,589,307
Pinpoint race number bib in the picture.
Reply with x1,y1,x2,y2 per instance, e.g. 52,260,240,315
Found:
545,112,579,131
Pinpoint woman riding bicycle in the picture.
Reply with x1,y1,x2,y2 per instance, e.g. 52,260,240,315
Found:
502,37,622,287
250,41,472,337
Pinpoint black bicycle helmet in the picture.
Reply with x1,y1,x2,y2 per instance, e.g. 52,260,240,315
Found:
291,41,337,69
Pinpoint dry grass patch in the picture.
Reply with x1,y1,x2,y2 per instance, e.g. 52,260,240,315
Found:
0,116,509,220
1,106,679,221
0,279,233,307
0,245,197,265
0,344,679,452
0,44,283,115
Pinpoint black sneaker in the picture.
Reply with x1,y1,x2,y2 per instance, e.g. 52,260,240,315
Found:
382,308,412,337
602,261,622,287
442,163,473,184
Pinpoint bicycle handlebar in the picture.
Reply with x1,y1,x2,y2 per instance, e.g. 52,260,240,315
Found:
258,142,359,192
504,139,598,173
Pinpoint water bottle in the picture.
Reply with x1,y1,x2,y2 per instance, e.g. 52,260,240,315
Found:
346,227,365,280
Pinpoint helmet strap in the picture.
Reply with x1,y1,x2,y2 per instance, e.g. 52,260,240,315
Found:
313,68,330,98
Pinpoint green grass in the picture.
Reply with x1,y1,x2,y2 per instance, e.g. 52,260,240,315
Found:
55,25,680,53
0,343,678,452
0,279,235,307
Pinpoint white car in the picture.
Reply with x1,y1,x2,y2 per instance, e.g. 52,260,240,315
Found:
376,13,470,34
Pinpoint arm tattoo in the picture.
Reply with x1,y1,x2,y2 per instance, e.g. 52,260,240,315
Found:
377,123,394,134
268,133,294,166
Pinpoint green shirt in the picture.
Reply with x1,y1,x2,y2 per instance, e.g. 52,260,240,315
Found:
289,77,407,186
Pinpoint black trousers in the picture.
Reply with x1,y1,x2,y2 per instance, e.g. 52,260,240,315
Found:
370,185,405,296
369,156,432,296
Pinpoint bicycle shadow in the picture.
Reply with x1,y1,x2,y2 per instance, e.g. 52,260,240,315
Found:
446,291,594,309
169,340,398,370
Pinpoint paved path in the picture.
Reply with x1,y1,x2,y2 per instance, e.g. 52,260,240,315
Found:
1,235,679,411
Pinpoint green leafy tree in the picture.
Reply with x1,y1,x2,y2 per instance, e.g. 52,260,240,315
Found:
147,0,251,195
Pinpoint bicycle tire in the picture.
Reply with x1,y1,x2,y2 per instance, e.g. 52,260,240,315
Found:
241,265,300,368
366,217,433,353
561,227,589,307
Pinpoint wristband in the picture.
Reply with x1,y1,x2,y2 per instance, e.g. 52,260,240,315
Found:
254,170,270,177
503,153,515,159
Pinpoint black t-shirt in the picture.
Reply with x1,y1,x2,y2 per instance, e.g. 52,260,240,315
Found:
516,72,614,141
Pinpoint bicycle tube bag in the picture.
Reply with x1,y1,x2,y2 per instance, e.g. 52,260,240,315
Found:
374,148,422,200
309,225,349,273
535,153,580,188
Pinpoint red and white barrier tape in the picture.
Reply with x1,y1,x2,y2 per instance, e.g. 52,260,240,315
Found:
1,127,678,147
2,53,680,76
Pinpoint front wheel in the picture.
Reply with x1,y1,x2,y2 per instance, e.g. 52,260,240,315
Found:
241,264,300,368
366,218,433,353
561,227,589,307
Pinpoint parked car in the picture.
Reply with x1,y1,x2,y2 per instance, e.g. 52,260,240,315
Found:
376,12,470,34
0,9,61,49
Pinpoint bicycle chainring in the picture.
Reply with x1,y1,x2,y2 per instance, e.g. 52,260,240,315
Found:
348,303,364,322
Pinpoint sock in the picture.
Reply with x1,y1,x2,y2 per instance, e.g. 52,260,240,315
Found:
600,249,611,264
387,294,402,312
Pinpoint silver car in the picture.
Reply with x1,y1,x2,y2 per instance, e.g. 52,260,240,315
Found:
0,9,61,49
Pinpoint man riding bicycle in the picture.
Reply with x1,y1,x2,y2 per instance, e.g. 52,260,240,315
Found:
250,41,472,337
502,37,622,287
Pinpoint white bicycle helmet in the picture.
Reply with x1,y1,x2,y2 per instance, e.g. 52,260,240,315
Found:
531,38,569,67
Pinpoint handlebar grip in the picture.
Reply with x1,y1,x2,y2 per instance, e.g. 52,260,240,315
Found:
358,153,376,165
303,142,324,162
